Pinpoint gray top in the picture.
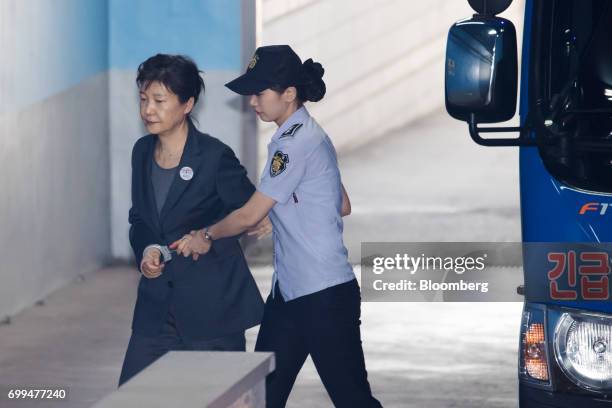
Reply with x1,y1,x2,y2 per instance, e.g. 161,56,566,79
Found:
151,157,178,215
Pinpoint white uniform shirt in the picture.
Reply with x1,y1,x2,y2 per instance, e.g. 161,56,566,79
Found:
258,106,355,300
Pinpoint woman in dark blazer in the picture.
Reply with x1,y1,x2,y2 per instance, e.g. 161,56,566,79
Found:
118,54,265,386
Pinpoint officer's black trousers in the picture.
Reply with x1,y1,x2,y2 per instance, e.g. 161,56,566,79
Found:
118,310,245,387
255,279,382,408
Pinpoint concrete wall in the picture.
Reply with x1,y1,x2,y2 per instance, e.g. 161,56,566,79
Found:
0,0,255,316
0,0,111,318
258,0,525,162
0,0,526,317
108,0,257,260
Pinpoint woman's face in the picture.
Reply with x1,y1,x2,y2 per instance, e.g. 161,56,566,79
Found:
139,81,193,136
249,88,295,123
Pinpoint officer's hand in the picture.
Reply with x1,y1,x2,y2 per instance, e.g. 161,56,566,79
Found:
169,231,211,261
247,216,273,240
141,248,165,279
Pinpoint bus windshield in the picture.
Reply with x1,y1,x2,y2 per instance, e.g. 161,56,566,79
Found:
538,0,612,192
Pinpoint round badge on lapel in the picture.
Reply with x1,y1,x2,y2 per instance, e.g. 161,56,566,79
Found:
180,166,194,181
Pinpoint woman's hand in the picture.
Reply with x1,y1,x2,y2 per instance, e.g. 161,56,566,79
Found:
247,216,273,240
169,230,211,261
141,248,165,278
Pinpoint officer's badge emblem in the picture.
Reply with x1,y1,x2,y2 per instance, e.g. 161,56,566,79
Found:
248,54,259,70
280,123,303,138
270,151,289,177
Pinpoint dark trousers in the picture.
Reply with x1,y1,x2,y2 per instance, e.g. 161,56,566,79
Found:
118,310,246,387
255,279,382,408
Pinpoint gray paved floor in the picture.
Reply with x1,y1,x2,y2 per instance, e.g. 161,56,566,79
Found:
0,111,524,407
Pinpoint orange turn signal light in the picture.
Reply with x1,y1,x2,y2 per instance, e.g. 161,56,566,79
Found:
523,323,549,381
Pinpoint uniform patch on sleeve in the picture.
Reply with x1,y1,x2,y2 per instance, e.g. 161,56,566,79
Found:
280,123,303,138
270,150,289,177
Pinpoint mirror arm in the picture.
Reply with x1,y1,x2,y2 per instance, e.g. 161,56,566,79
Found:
468,113,537,147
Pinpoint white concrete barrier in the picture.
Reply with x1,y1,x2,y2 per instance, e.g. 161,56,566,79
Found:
92,352,275,408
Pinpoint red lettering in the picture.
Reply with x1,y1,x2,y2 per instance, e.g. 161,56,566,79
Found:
579,252,610,274
548,252,578,300
581,277,610,300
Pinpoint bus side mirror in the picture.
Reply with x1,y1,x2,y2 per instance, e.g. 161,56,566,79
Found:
445,15,518,124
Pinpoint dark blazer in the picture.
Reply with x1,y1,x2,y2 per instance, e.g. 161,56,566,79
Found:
128,119,264,340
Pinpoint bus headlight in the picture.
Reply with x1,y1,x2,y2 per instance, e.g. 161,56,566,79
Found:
554,313,612,391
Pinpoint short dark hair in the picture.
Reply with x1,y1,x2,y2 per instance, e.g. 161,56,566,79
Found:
136,54,205,106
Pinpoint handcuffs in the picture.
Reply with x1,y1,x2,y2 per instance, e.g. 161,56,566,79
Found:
145,244,176,263
145,228,212,264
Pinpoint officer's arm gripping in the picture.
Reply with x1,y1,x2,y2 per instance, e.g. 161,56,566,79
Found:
208,191,276,240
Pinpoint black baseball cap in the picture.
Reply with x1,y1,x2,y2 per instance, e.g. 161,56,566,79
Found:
225,45,303,95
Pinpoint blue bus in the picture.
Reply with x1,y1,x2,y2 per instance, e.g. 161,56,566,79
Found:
445,0,612,406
